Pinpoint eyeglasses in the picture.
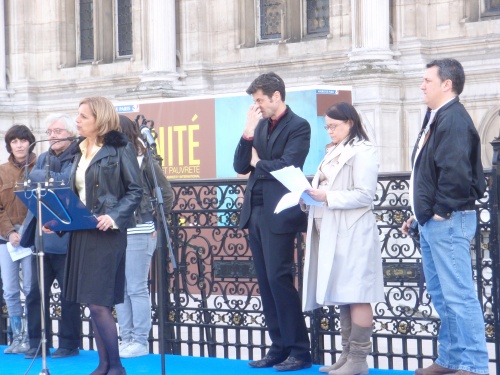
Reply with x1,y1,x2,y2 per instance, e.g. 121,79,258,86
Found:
45,128,66,136
324,124,342,131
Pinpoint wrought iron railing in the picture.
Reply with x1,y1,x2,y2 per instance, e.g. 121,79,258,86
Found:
153,172,498,372
1,171,498,373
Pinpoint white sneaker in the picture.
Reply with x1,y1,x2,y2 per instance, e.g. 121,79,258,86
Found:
120,341,148,358
118,339,132,356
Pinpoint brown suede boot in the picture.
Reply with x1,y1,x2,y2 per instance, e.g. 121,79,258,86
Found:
320,305,351,373
328,324,372,375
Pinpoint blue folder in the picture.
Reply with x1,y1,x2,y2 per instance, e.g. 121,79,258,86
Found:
15,186,98,232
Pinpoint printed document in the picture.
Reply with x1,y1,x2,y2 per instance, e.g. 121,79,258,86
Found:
270,166,323,213
7,242,32,262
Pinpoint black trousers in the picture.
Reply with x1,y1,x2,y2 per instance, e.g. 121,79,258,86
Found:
26,253,81,350
248,205,311,361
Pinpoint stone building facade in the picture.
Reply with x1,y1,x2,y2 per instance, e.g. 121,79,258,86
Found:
0,0,499,171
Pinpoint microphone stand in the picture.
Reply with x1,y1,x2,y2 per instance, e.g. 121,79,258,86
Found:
22,138,51,374
139,119,176,375
35,182,50,375
23,137,76,375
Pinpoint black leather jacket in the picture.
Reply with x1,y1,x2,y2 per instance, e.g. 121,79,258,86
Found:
411,97,485,224
69,131,142,231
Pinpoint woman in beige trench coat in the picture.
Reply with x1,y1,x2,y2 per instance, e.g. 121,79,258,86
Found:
302,102,384,375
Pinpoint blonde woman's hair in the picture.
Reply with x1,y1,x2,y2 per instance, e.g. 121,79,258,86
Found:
79,96,120,144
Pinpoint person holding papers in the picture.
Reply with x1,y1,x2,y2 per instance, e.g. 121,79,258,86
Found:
233,72,312,371
301,102,384,375
0,124,36,354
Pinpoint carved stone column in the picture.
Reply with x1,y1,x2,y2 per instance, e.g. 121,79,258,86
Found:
350,0,394,62
147,0,176,73
0,0,7,93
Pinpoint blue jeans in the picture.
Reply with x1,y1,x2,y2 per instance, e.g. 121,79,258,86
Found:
419,210,489,374
0,244,32,317
115,233,157,346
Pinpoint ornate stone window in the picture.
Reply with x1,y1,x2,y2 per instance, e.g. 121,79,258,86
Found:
260,0,283,40
80,0,94,61
306,0,329,36
484,0,500,17
240,0,329,47
117,0,133,56
77,0,133,63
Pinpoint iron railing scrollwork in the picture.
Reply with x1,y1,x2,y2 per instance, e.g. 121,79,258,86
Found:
1,173,498,373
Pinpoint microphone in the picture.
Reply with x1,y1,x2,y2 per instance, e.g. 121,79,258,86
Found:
45,136,79,186
140,123,156,147
24,137,78,189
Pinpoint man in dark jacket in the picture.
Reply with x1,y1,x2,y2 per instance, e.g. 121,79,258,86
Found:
402,59,489,375
233,72,312,371
24,113,81,359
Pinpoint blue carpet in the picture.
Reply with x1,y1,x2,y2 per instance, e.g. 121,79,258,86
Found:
0,346,413,375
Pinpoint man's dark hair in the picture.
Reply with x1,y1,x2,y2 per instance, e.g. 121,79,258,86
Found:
325,102,369,143
426,58,465,96
5,124,36,154
246,72,286,101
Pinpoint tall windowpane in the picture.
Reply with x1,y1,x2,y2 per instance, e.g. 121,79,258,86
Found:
306,0,329,35
80,0,94,60
117,0,133,56
260,0,283,40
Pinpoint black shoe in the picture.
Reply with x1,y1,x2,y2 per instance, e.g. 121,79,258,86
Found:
248,355,287,368
52,347,79,359
24,347,50,359
273,356,312,372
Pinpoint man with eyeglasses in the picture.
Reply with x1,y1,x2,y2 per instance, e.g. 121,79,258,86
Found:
233,72,312,371
23,113,82,359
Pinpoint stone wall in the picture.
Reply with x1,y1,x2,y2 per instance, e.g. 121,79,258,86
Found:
0,0,498,171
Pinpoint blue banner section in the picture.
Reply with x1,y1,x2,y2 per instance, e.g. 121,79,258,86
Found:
214,89,331,179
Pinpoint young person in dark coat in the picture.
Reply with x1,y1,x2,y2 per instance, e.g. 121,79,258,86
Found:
24,114,82,359
58,97,142,375
233,72,312,372
115,115,174,358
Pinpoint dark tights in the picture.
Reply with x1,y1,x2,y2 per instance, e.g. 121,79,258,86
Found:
88,304,123,375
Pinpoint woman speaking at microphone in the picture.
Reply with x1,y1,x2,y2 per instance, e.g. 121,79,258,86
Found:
0,124,36,354
62,97,142,375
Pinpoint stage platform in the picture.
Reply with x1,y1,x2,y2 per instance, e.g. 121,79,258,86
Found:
0,346,413,375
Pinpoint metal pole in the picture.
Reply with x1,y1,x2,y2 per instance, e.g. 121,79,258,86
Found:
143,137,177,375
489,138,500,375
36,184,50,374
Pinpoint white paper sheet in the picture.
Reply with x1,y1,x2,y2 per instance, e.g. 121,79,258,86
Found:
270,166,323,213
7,243,32,262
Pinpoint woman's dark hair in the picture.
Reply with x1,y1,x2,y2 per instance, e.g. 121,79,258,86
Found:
5,124,36,154
325,102,369,143
118,115,146,156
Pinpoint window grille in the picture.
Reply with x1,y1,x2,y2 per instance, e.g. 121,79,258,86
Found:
80,0,94,60
306,0,329,35
117,0,133,56
260,0,283,40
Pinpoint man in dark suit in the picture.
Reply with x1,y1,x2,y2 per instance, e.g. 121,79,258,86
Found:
233,72,312,372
